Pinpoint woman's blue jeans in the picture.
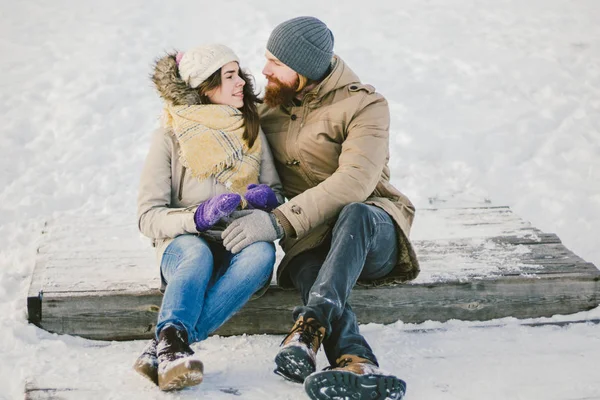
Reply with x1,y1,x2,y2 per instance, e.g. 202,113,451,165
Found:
156,234,275,344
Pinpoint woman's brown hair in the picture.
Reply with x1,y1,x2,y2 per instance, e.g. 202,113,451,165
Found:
196,65,262,148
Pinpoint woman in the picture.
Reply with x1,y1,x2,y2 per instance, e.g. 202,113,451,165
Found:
134,44,283,391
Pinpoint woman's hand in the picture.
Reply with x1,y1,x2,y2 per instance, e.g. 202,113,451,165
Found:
244,184,279,211
194,193,241,232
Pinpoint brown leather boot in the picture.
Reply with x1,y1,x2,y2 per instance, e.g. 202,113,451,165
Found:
304,354,406,400
156,326,204,391
274,316,326,383
133,338,158,385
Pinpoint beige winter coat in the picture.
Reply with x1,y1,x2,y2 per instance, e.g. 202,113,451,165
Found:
138,53,283,296
261,55,420,288
137,127,283,290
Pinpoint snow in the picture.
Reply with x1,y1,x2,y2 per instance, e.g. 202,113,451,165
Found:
1,0,599,398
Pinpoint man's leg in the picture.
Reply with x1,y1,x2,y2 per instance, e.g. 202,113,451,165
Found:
275,203,398,382
273,248,328,382
321,209,399,365
295,203,398,361
299,204,406,400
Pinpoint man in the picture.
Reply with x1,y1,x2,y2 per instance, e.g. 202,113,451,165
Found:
222,16,420,400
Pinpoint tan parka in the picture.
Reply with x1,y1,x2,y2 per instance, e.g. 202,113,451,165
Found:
261,56,420,288
137,127,283,279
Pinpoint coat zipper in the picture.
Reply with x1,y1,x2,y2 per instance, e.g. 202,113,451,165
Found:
295,95,320,186
178,166,186,201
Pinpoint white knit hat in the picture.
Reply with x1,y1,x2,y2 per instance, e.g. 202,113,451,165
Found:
178,44,240,88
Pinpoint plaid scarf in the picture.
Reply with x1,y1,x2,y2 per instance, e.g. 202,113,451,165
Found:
162,104,261,196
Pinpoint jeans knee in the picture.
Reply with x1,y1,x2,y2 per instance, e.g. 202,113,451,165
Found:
339,202,371,221
178,235,212,258
163,235,214,275
336,203,374,231
241,241,275,263
238,242,275,280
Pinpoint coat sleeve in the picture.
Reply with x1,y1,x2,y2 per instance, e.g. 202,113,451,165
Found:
257,128,285,205
137,128,198,240
275,94,390,239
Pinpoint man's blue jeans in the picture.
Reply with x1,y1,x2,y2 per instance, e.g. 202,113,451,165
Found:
287,203,399,367
156,235,275,343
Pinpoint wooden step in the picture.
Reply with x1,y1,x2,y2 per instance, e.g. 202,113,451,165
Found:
26,207,600,341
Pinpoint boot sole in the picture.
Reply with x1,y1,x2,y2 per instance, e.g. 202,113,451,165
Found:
133,359,158,386
159,359,204,391
304,370,406,400
274,346,316,384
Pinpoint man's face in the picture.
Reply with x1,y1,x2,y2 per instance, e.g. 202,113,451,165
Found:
262,50,298,87
262,50,299,108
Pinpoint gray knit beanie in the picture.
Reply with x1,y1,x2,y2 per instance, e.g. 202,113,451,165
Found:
267,16,334,81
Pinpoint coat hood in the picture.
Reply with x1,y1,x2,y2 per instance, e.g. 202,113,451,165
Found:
308,55,361,101
151,53,202,106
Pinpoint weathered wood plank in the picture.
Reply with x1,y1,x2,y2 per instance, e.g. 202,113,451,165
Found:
30,214,159,296
41,290,162,340
37,242,597,294
25,386,79,400
27,206,600,340
29,206,559,293
409,206,542,241
24,382,246,399
34,237,588,293
414,240,598,279
491,232,561,245
27,225,49,327
37,271,599,340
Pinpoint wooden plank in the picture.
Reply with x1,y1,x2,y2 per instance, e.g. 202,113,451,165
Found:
409,206,541,241
414,240,598,280
27,207,600,340
37,271,599,340
491,232,561,245
27,223,49,326
28,206,556,294
35,236,589,293
41,290,162,341
24,382,245,399
25,386,79,400
30,214,160,294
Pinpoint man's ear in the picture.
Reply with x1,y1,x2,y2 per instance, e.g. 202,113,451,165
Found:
296,74,308,93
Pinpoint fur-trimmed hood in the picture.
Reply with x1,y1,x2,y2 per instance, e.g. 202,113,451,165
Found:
151,53,202,106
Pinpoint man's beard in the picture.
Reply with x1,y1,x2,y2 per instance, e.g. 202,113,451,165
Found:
263,76,299,108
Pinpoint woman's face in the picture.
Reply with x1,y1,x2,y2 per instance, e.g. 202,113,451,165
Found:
206,62,245,109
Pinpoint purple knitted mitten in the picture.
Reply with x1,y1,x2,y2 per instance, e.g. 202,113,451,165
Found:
194,193,241,232
244,184,279,211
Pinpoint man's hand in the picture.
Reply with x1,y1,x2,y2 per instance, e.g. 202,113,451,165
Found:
222,210,283,253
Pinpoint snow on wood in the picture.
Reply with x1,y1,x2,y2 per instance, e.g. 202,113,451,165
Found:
27,206,600,341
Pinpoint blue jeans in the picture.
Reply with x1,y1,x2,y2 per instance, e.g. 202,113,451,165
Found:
288,203,398,367
156,234,275,344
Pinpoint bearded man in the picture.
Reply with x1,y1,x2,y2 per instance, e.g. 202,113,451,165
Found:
221,16,420,400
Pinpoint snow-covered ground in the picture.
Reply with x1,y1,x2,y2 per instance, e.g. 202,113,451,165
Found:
1,0,599,399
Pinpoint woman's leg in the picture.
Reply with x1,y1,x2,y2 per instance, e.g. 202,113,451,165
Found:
193,241,275,341
156,234,214,343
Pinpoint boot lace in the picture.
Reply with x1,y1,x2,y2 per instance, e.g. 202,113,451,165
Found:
323,357,353,371
280,319,324,350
